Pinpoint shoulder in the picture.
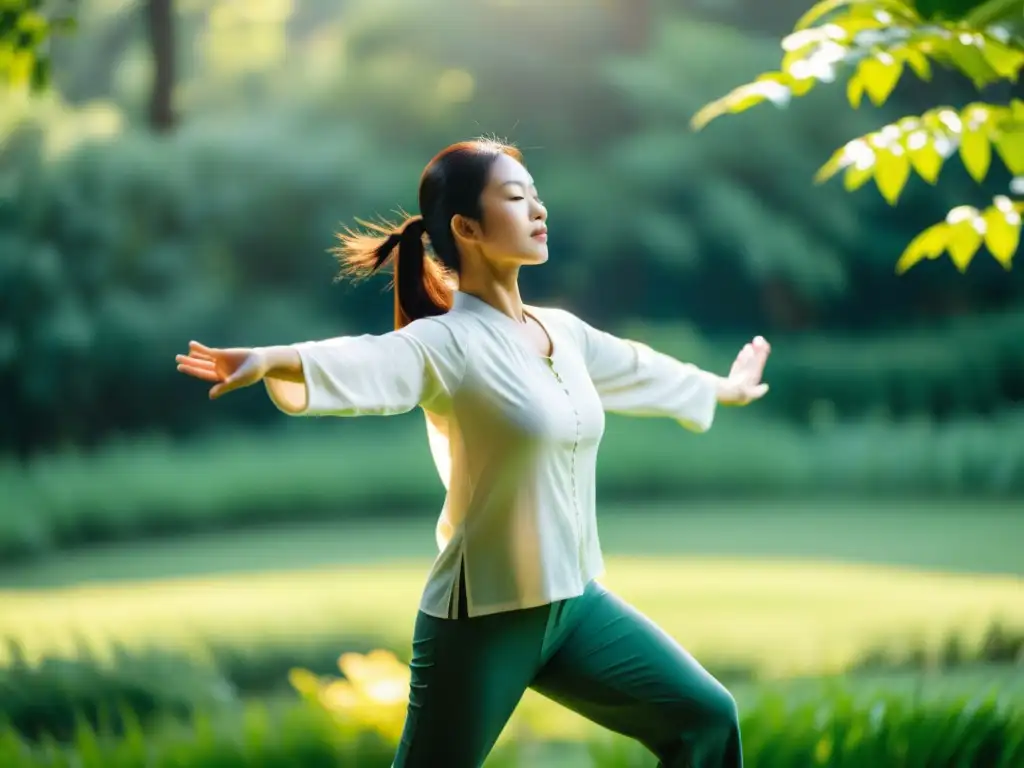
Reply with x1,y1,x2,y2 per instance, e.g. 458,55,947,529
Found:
527,304,593,346
398,313,470,373
526,305,584,333
401,312,467,346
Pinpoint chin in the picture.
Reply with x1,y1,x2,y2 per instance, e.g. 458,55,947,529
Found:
523,245,549,265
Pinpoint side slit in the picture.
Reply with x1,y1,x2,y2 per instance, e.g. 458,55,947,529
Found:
448,553,465,619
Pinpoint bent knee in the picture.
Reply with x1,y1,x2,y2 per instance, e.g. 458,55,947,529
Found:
654,685,741,767
666,681,740,742
711,685,740,732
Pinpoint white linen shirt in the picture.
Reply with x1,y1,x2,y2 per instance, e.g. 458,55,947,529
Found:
265,291,718,618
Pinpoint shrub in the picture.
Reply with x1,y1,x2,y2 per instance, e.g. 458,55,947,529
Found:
0,640,234,742
4,410,1024,562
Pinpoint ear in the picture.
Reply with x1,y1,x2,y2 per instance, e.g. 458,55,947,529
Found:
450,214,483,243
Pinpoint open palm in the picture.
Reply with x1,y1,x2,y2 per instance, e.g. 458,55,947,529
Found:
175,341,266,399
726,336,771,405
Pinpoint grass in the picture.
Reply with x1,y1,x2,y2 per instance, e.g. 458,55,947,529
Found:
0,499,1022,764
2,499,1022,588
1,500,1022,679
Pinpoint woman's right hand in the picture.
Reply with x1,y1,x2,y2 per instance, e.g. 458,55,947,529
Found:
176,341,269,400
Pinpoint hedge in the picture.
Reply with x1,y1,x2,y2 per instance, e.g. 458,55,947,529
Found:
4,409,1024,562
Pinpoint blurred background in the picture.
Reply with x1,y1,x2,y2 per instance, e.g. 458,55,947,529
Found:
1,0,1022,765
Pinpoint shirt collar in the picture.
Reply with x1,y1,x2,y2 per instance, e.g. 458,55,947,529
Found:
452,291,526,327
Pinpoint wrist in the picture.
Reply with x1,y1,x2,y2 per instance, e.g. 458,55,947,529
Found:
258,345,305,383
709,373,742,406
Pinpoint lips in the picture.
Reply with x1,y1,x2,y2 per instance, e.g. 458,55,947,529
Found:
532,227,548,242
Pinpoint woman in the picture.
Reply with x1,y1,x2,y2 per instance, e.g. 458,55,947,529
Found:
176,138,770,768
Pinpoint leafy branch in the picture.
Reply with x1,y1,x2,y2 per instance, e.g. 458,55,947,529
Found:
692,0,1024,273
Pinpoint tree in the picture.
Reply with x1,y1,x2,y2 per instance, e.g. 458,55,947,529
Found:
691,0,1024,274
145,0,176,132
2,0,176,132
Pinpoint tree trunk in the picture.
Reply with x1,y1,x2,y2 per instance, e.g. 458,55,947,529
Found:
146,0,176,132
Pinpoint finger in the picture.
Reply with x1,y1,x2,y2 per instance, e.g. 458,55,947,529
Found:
189,341,219,361
177,363,222,382
750,382,769,400
175,354,216,370
209,371,251,400
753,336,771,355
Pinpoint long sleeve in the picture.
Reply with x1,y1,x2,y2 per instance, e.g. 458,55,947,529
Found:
264,316,466,417
570,313,718,433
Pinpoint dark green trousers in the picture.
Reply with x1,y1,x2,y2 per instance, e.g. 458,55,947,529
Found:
393,579,742,767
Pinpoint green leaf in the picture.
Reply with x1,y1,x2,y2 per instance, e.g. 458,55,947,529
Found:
816,143,855,183
857,54,904,106
794,0,919,31
945,207,985,271
947,33,1003,87
6,48,33,87
993,128,1024,174
690,74,792,130
978,36,1024,80
906,133,944,183
0,12,19,37
895,223,949,274
982,196,1022,268
844,162,874,191
874,144,911,203
960,122,992,182
898,46,932,80
846,73,865,107
964,0,1024,27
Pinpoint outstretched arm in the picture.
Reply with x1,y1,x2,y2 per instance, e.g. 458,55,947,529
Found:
175,318,465,417
570,314,770,433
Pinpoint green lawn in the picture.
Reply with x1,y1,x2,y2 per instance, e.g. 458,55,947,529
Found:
2,499,1021,588
1,500,1021,680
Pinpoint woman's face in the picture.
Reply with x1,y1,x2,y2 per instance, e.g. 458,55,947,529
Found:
452,153,549,268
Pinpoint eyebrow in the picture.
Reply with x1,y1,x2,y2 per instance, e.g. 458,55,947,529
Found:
501,180,537,191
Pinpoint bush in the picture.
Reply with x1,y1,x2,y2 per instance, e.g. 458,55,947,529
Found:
3,409,1024,562
0,641,234,742
629,309,1024,424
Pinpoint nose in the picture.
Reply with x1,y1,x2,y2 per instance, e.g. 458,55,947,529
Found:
532,199,547,221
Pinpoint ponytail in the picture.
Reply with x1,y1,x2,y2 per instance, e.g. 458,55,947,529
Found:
333,214,455,329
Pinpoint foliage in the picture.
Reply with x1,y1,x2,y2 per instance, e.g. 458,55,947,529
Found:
632,308,1024,423
0,640,233,742
4,12,1024,457
1,626,1021,753
0,1,76,91
3,4,1024,460
2,672,1021,767
5,408,1024,561
693,0,1024,273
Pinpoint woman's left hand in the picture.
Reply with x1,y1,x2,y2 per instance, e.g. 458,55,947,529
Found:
719,336,771,406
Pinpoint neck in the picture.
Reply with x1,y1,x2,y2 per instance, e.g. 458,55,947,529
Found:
458,263,525,322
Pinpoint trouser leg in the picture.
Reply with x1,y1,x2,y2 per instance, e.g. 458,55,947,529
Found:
392,597,550,768
531,581,743,768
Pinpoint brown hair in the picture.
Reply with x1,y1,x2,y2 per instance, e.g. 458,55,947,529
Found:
333,139,524,329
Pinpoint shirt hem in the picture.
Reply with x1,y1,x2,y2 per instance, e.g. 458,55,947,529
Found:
418,584,591,620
